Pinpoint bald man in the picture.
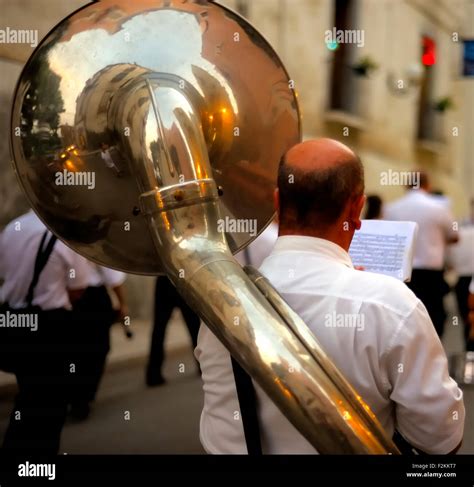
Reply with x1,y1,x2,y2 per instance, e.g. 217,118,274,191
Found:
195,139,464,454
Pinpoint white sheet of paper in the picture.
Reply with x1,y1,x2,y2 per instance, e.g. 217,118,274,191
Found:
349,220,418,282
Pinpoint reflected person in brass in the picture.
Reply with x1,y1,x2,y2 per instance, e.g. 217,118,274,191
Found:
100,143,123,177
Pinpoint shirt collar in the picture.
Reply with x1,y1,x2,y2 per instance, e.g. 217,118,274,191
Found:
272,235,354,269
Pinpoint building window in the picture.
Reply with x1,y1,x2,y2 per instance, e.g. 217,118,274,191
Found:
328,0,364,116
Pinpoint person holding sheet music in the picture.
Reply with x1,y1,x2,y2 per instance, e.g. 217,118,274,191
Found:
196,139,464,454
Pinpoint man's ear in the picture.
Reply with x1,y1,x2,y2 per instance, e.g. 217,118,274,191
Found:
351,194,366,230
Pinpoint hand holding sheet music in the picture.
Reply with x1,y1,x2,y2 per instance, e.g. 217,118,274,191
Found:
349,220,418,282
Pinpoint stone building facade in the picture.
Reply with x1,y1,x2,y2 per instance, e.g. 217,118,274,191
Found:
1,0,472,320
223,0,473,215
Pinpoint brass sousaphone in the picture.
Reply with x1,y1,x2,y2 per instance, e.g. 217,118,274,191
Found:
10,0,399,454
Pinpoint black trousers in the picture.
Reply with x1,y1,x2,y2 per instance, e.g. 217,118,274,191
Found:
407,269,449,337
71,285,115,403
1,308,74,455
454,276,474,351
147,276,200,376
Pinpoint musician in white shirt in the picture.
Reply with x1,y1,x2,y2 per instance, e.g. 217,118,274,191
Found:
69,262,127,420
196,139,465,454
0,210,91,453
0,211,90,311
385,174,458,337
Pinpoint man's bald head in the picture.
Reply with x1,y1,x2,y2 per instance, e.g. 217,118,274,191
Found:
277,138,364,232
285,139,358,172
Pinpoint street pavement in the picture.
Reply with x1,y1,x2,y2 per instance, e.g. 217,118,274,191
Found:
60,349,204,454
0,311,205,454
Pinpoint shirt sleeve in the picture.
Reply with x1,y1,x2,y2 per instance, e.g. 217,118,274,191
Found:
440,208,458,241
97,266,126,288
385,301,465,454
57,243,92,290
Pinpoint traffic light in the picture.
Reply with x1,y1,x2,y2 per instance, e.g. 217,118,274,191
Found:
422,36,436,66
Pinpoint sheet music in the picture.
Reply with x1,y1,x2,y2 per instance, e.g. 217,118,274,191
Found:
349,220,418,281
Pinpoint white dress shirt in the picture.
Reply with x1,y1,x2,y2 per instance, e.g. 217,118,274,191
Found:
196,235,465,454
235,222,278,268
446,225,474,276
0,211,91,310
384,190,457,270
85,262,126,288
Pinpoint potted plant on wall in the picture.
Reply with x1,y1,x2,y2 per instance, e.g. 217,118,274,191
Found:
432,96,455,141
433,96,455,112
346,56,378,118
351,56,379,77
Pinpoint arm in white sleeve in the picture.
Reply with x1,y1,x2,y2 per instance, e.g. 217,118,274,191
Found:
441,208,459,243
385,301,465,454
62,246,92,291
97,266,126,288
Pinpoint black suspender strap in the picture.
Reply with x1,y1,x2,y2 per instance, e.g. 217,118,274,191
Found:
243,247,251,267
25,231,58,307
231,357,263,455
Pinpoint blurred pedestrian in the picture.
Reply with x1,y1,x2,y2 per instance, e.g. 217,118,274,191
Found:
468,278,474,337
385,172,458,336
69,263,128,420
0,210,90,454
100,142,122,176
364,194,383,220
146,276,200,386
447,222,474,352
